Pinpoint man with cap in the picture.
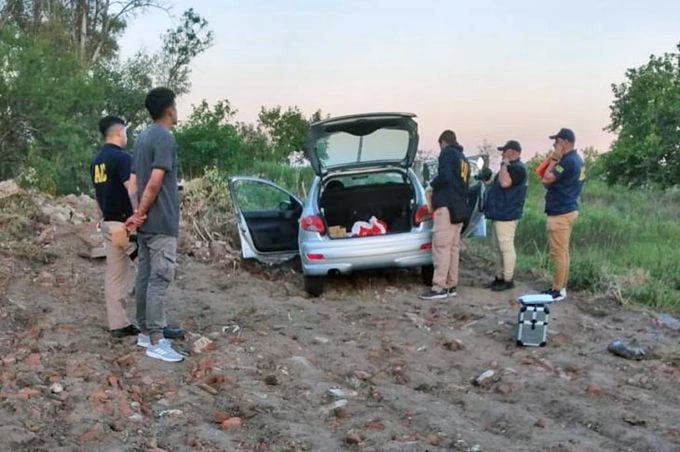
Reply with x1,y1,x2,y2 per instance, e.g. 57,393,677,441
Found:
541,128,585,301
483,140,528,291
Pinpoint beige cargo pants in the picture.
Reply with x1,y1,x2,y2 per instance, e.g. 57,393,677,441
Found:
101,221,136,330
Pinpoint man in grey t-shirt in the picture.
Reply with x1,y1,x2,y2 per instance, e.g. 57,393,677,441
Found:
126,87,184,363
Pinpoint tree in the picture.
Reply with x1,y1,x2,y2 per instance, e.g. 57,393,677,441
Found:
257,106,324,163
476,139,499,169
152,8,214,95
174,100,242,178
602,42,680,188
0,6,213,193
0,0,170,65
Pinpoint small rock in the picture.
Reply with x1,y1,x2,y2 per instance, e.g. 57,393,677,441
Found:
192,336,215,354
473,370,497,387
313,336,330,345
129,413,144,422
344,431,362,445
496,383,514,395
607,339,645,360
427,434,442,446
49,383,64,394
321,399,348,414
623,414,648,427
443,339,465,351
158,409,183,418
586,385,602,397
221,417,242,430
141,376,153,386
352,370,372,380
36,271,56,286
534,418,546,428
264,375,279,386
24,353,41,369
654,313,680,331
327,388,357,399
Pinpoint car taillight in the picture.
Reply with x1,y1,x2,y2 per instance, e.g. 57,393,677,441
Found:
414,205,432,226
300,215,326,234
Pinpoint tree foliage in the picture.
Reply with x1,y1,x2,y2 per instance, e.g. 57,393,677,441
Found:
0,2,212,193
603,42,680,188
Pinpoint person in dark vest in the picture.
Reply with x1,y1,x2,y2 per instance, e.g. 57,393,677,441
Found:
541,128,585,301
483,140,528,291
420,130,470,300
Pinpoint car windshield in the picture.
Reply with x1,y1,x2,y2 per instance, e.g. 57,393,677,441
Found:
315,128,410,169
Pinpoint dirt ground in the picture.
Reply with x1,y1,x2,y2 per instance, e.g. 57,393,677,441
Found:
1,205,680,451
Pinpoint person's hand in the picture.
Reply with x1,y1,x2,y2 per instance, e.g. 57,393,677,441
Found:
501,158,510,166
550,148,564,161
125,210,146,232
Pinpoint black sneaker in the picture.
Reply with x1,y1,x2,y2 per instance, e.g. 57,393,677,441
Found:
110,324,141,338
541,288,566,302
491,280,515,292
487,277,504,289
448,287,458,297
420,288,448,300
163,325,186,339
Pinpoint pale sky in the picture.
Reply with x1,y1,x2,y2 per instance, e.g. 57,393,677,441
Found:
119,0,680,157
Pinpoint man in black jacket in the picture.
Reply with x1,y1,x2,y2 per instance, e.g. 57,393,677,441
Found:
421,130,470,300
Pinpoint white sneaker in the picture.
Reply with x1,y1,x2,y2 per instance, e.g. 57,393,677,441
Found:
137,334,150,348
145,339,184,362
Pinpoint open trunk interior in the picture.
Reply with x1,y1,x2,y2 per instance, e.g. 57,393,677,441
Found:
319,176,414,237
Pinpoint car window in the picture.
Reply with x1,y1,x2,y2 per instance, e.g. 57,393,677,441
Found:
233,180,292,212
316,128,410,168
326,172,406,189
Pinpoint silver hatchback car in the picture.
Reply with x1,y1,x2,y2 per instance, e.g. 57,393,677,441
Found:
229,113,485,296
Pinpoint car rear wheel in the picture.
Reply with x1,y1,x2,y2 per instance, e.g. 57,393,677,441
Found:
421,265,434,286
304,275,325,297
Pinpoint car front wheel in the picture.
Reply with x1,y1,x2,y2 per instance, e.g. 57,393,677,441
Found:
304,275,324,297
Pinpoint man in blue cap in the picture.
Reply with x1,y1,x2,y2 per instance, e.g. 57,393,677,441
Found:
541,128,585,301
484,140,528,291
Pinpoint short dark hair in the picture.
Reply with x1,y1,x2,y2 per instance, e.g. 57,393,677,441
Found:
438,130,457,145
98,116,126,137
145,87,176,120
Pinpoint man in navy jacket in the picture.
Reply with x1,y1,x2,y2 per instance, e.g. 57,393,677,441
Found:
421,130,470,300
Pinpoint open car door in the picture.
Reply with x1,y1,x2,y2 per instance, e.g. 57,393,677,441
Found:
228,177,303,264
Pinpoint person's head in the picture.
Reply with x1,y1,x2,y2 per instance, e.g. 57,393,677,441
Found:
98,116,127,147
549,128,575,154
145,87,177,126
438,130,457,150
497,140,522,161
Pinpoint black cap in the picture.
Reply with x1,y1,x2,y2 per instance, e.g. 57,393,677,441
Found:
549,128,575,143
497,140,522,152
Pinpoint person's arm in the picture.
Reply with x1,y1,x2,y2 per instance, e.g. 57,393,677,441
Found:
430,149,456,189
543,152,576,187
498,160,513,188
124,174,138,211
542,150,564,186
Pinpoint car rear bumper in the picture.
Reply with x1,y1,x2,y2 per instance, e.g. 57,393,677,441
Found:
300,231,433,275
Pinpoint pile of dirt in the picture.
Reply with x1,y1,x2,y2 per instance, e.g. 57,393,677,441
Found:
0,180,100,264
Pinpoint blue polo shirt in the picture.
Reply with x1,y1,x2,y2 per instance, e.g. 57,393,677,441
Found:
545,149,585,216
